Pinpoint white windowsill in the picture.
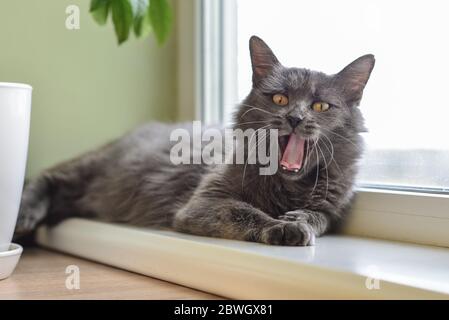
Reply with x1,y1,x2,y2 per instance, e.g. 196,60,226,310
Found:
344,188,449,248
36,218,449,299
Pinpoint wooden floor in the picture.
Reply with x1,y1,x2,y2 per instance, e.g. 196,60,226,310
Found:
0,248,221,300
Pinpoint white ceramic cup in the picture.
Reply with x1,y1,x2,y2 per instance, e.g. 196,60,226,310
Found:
0,83,32,252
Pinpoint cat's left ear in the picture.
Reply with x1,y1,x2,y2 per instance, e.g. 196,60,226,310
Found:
335,54,375,105
249,36,280,84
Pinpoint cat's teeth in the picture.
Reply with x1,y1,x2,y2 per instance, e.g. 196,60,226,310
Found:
281,166,287,170
294,169,299,173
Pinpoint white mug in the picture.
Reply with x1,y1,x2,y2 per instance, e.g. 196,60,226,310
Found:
0,83,32,252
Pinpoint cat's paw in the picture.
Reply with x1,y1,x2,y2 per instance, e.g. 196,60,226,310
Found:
260,221,315,246
278,210,311,222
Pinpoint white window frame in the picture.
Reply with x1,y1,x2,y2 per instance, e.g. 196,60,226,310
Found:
181,0,449,248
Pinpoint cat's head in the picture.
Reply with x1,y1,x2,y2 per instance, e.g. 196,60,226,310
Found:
234,36,375,180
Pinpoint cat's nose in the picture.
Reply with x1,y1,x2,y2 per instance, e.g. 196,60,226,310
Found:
286,115,302,129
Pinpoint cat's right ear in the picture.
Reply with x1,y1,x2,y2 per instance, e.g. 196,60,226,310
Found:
335,54,376,106
249,36,280,84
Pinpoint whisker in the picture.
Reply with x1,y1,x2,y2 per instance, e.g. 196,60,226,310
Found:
241,124,272,191
316,141,329,201
311,138,320,196
319,133,344,175
239,104,278,119
303,138,313,173
317,138,331,170
320,127,361,150
234,120,272,127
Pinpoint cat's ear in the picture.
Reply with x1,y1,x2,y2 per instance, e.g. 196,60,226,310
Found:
249,36,280,84
335,54,375,105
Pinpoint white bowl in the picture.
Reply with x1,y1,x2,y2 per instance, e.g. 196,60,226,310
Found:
0,243,23,280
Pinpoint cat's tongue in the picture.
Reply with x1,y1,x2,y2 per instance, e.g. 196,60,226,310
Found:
280,134,305,171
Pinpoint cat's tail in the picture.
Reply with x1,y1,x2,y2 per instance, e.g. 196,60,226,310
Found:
13,175,51,240
13,144,114,241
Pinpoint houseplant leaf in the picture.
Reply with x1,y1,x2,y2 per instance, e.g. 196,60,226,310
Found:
111,0,133,44
89,0,172,45
90,0,110,25
130,0,151,37
149,0,172,45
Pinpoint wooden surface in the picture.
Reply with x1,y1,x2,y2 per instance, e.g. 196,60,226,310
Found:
0,248,221,300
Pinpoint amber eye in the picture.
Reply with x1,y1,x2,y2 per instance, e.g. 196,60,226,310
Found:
272,94,289,106
312,102,330,112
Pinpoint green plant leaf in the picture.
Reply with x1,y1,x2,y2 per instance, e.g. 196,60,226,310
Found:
134,12,152,38
90,0,110,25
111,0,133,44
149,0,172,45
90,0,109,11
129,0,151,37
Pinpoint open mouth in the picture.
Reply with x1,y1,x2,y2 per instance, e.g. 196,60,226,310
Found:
278,133,308,173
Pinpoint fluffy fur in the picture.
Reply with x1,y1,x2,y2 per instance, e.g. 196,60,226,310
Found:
15,36,375,246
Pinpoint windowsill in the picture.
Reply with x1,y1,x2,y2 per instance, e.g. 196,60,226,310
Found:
36,218,449,299
344,188,449,248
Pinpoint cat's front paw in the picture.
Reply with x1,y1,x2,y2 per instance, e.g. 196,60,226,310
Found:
278,210,329,237
278,210,311,222
260,221,315,246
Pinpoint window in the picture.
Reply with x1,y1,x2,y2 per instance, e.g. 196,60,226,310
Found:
203,0,449,193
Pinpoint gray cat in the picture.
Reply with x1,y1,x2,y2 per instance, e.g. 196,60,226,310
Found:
15,36,374,246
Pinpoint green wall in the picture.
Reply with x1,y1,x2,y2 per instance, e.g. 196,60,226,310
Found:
0,0,177,177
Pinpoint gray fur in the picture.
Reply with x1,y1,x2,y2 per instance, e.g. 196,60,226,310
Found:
15,36,375,246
